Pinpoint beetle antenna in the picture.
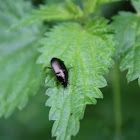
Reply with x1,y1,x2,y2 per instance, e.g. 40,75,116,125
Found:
43,67,52,71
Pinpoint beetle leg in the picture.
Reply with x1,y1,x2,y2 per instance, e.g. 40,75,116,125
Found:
43,67,52,71
63,88,64,97
57,81,59,86
68,67,73,71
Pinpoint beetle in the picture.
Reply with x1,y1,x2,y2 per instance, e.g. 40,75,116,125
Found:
44,57,71,88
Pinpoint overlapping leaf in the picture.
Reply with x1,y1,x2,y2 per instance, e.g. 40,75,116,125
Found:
14,0,83,27
0,0,44,117
83,0,120,15
112,12,140,85
37,18,116,140
14,0,121,28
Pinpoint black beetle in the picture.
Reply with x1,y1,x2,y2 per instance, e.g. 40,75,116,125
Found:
44,57,70,88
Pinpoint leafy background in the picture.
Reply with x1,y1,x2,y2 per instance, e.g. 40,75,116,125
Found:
0,0,140,140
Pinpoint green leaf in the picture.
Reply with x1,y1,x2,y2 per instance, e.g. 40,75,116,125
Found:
14,0,83,27
0,0,44,117
83,0,120,15
66,0,83,16
38,18,116,140
112,12,140,85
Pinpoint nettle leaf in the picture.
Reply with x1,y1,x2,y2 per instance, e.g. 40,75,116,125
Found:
15,0,83,27
112,12,140,85
0,0,44,117
38,18,116,140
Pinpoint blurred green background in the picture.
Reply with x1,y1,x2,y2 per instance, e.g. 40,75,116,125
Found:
0,0,140,140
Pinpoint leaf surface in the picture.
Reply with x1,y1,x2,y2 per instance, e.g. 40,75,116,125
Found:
38,18,116,140
0,0,44,117
131,0,140,13
112,12,140,85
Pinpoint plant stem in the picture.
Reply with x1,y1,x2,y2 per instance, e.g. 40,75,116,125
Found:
111,61,122,139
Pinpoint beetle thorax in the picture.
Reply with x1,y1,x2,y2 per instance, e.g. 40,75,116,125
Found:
52,61,65,80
